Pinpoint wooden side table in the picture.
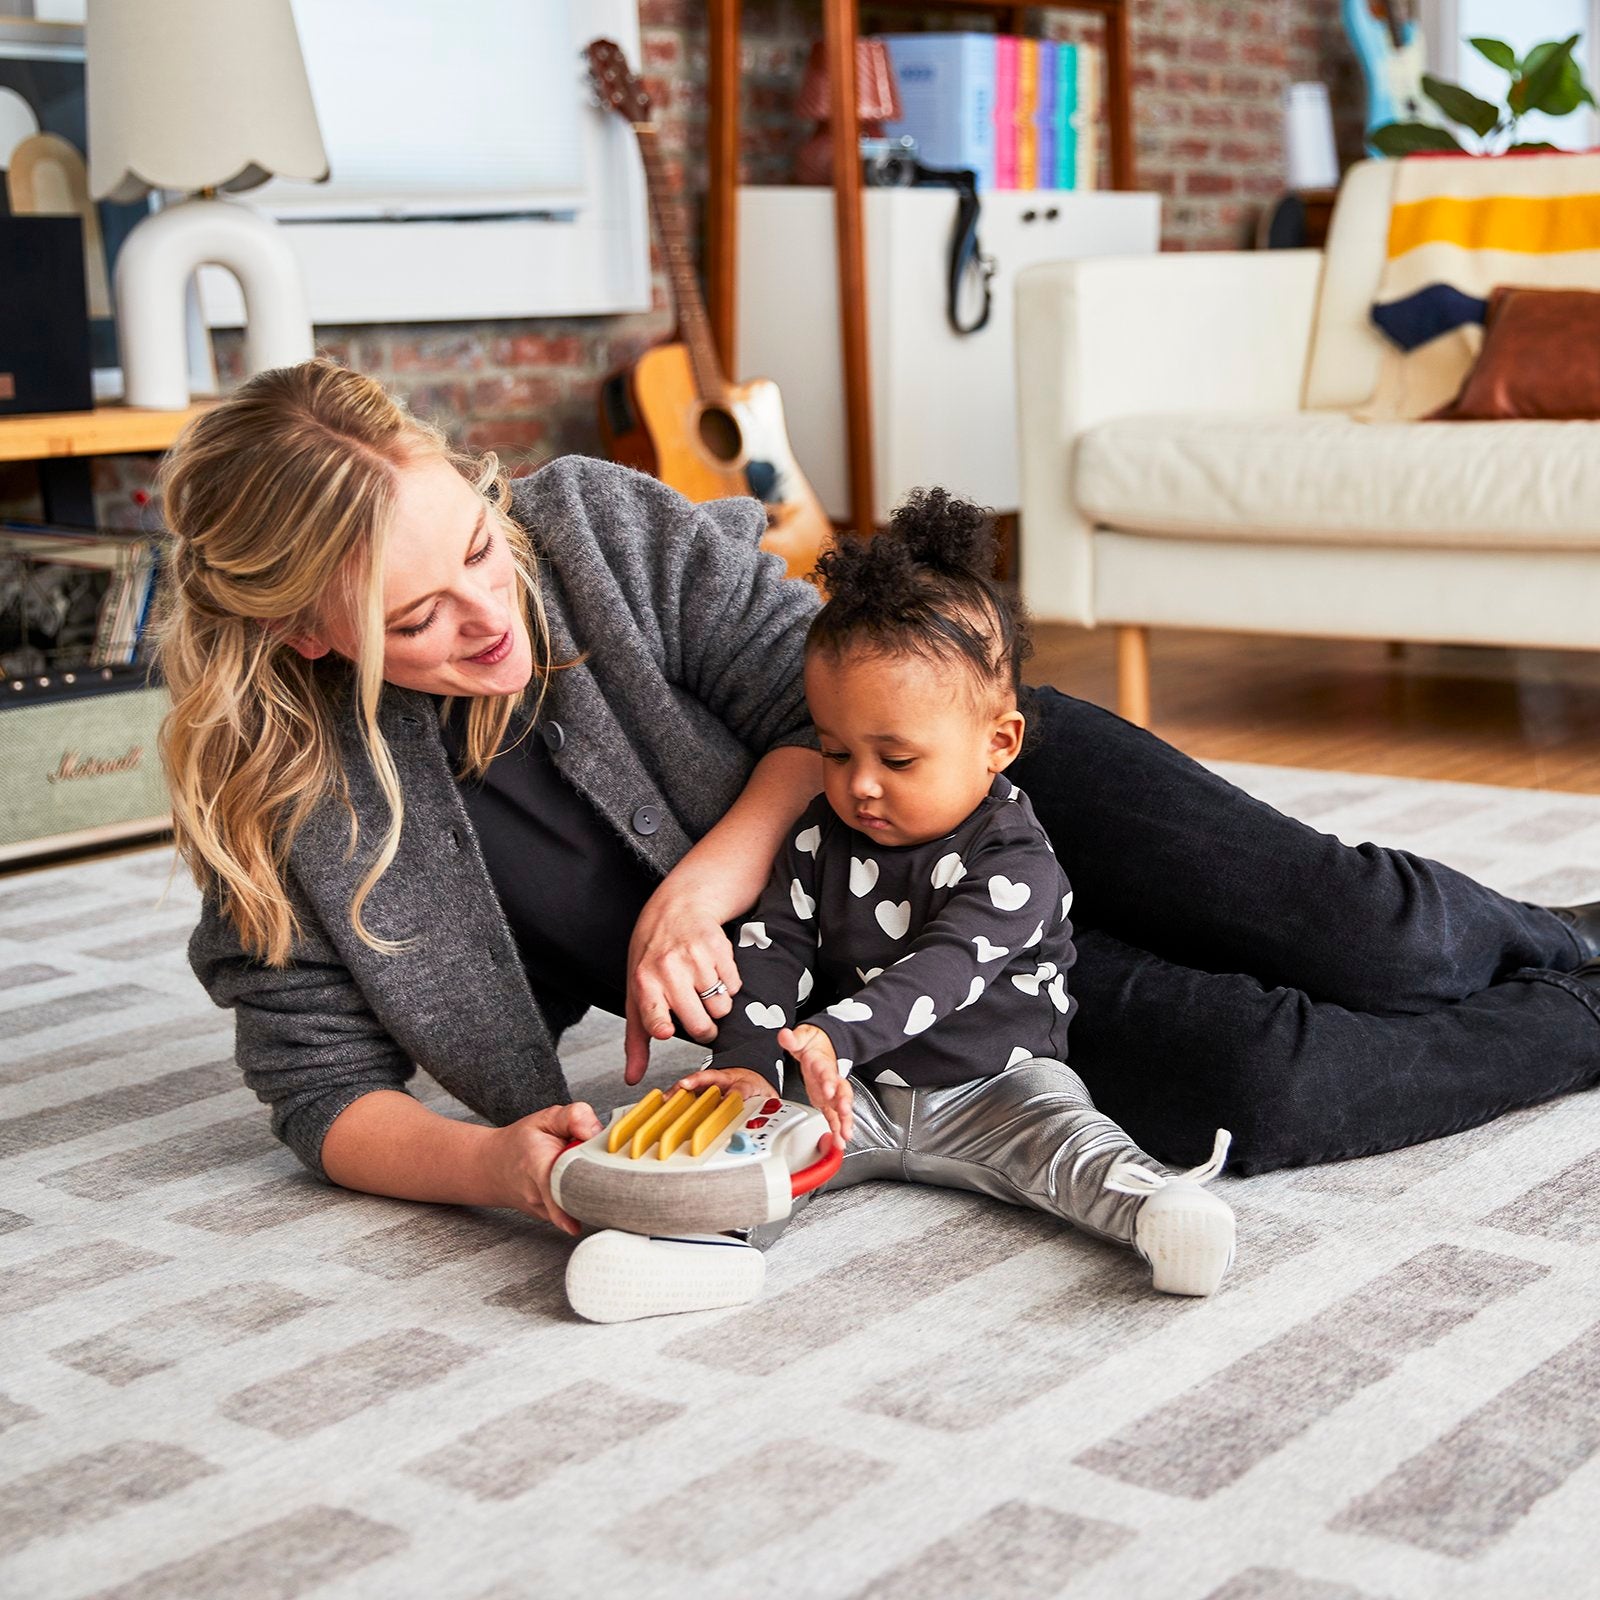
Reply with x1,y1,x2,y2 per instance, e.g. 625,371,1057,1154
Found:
706,0,1136,534
0,402,210,527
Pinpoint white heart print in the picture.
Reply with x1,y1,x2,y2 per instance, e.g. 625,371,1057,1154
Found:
1048,974,1070,1013
855,966,884,985
988,875,1031,911
1011,970,1044,996
745,1001,785,1029
790,879,816,920
1023,922,1043,948
972,936,1010,963
739,921,771,950
930,852,965,889
875,900,912,939
1061,889,1074,921
904,995,938,1035
957,976,985,1010
849,856,880,897
797,968,814,1004
794,825,821,856
836,1058,854,1078
876,1069,911,1088
827,997,873,1023
1005,1046,1033,1068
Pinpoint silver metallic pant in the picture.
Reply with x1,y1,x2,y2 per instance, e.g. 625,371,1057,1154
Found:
750,1058,1166,1251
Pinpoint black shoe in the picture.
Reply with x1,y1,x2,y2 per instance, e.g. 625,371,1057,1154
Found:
1549,902,1600,963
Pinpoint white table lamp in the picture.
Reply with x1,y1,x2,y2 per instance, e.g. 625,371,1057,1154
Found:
86,0,329,409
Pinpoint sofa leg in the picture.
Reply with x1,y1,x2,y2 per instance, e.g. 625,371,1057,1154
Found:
1116,625,1151,727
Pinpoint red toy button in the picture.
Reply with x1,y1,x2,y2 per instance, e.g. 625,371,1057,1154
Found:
747,1116,769,1128
762,1098,781,1114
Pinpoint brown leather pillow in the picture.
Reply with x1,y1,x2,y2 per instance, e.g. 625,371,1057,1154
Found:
1432,285,1600,420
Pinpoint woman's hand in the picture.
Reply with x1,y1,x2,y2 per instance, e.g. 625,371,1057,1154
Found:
673,1065,779,1104
624,883,744,1085
477,1101,604,1234
778,1025,854,1150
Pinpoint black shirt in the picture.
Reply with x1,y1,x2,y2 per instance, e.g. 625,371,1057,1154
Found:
442,702,660,1019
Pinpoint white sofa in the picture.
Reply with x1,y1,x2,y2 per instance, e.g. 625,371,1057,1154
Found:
1014,157,1600,725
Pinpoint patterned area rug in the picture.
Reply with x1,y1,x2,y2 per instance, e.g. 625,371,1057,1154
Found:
3,762,1600,1600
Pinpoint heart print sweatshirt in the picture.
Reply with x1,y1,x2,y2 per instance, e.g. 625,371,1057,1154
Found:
710,774,1077,1090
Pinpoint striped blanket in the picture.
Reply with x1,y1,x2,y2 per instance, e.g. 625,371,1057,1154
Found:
1365,153,1600,419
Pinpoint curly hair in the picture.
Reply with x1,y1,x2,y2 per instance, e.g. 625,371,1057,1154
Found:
807,487,1031,704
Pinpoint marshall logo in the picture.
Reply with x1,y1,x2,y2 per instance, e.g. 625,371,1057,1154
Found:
46,746,144,784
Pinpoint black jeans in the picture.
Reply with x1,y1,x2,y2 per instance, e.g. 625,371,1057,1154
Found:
1010,688,1600,1174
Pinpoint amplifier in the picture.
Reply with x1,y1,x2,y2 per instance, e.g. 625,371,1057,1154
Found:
0,679,171,863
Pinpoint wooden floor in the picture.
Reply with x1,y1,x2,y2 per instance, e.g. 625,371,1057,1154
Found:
1026,627,1600,794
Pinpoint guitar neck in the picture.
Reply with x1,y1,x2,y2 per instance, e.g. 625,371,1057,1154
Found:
1380,0,1409,51
634,126,727,401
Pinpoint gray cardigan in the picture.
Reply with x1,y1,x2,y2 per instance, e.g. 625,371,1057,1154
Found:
189,456,820,1178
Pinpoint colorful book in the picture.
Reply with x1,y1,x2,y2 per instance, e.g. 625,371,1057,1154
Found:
1054,42,1079,189
878,33,997,192
1015,37,1040,189
1036,40,1058,192
1076,44,1102,191
994,34,1018,189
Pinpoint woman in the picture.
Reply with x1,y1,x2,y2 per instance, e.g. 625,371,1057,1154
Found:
163,362,1600,1310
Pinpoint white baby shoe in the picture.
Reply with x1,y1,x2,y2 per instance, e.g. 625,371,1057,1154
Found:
565,1229,765,1323
1105,1130,1236,1298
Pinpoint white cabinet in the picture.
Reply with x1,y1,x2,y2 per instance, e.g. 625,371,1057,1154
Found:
736,185,1159,524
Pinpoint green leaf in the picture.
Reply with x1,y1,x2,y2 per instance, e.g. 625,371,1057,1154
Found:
1536,57,1589,116
1421,73,1501,137
1371,121,1467,156
1470,37,1518,73
1513,35,1580,115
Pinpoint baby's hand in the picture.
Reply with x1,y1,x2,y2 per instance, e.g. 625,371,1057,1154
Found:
778,1025,854,1150
672,1066,778,1105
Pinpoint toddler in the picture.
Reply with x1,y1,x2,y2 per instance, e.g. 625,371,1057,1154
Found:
676,489,1237,1297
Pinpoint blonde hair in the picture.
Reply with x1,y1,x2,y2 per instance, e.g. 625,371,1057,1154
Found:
155,358,555,968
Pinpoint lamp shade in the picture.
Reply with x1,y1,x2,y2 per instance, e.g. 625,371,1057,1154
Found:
795,38,903,125
86,0,328,202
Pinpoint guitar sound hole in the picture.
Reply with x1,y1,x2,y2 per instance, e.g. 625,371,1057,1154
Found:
697,406,743,463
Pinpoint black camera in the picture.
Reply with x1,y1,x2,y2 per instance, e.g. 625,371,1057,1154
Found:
860,135,920,187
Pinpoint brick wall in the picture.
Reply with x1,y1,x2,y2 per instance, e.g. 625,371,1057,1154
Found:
80,0,1366,522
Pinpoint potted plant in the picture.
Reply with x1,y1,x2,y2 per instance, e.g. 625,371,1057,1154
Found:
1374,34,1596,155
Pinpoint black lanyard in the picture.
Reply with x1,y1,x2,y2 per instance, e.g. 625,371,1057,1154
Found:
908,161,994,336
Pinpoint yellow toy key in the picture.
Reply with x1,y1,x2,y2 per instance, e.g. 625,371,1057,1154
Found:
628,1087,695,1160
690,1091,745,1157
606,1088,663,1155
658,1086,723,1159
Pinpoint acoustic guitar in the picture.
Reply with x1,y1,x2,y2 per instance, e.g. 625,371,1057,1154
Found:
585,38,831,582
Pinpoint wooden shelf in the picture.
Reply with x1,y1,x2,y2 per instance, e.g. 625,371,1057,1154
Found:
707,0,1134,535
0,403,211,464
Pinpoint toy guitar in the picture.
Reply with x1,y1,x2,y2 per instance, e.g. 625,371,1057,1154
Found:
551,1085,843,1236
584,38,832,583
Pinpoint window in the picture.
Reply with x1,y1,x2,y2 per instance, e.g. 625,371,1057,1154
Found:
1424,0,1599,148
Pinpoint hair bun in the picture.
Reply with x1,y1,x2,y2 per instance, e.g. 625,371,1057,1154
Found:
886,486,996,577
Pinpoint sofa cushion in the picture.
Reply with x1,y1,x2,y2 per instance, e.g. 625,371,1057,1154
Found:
1074,411,1600,551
